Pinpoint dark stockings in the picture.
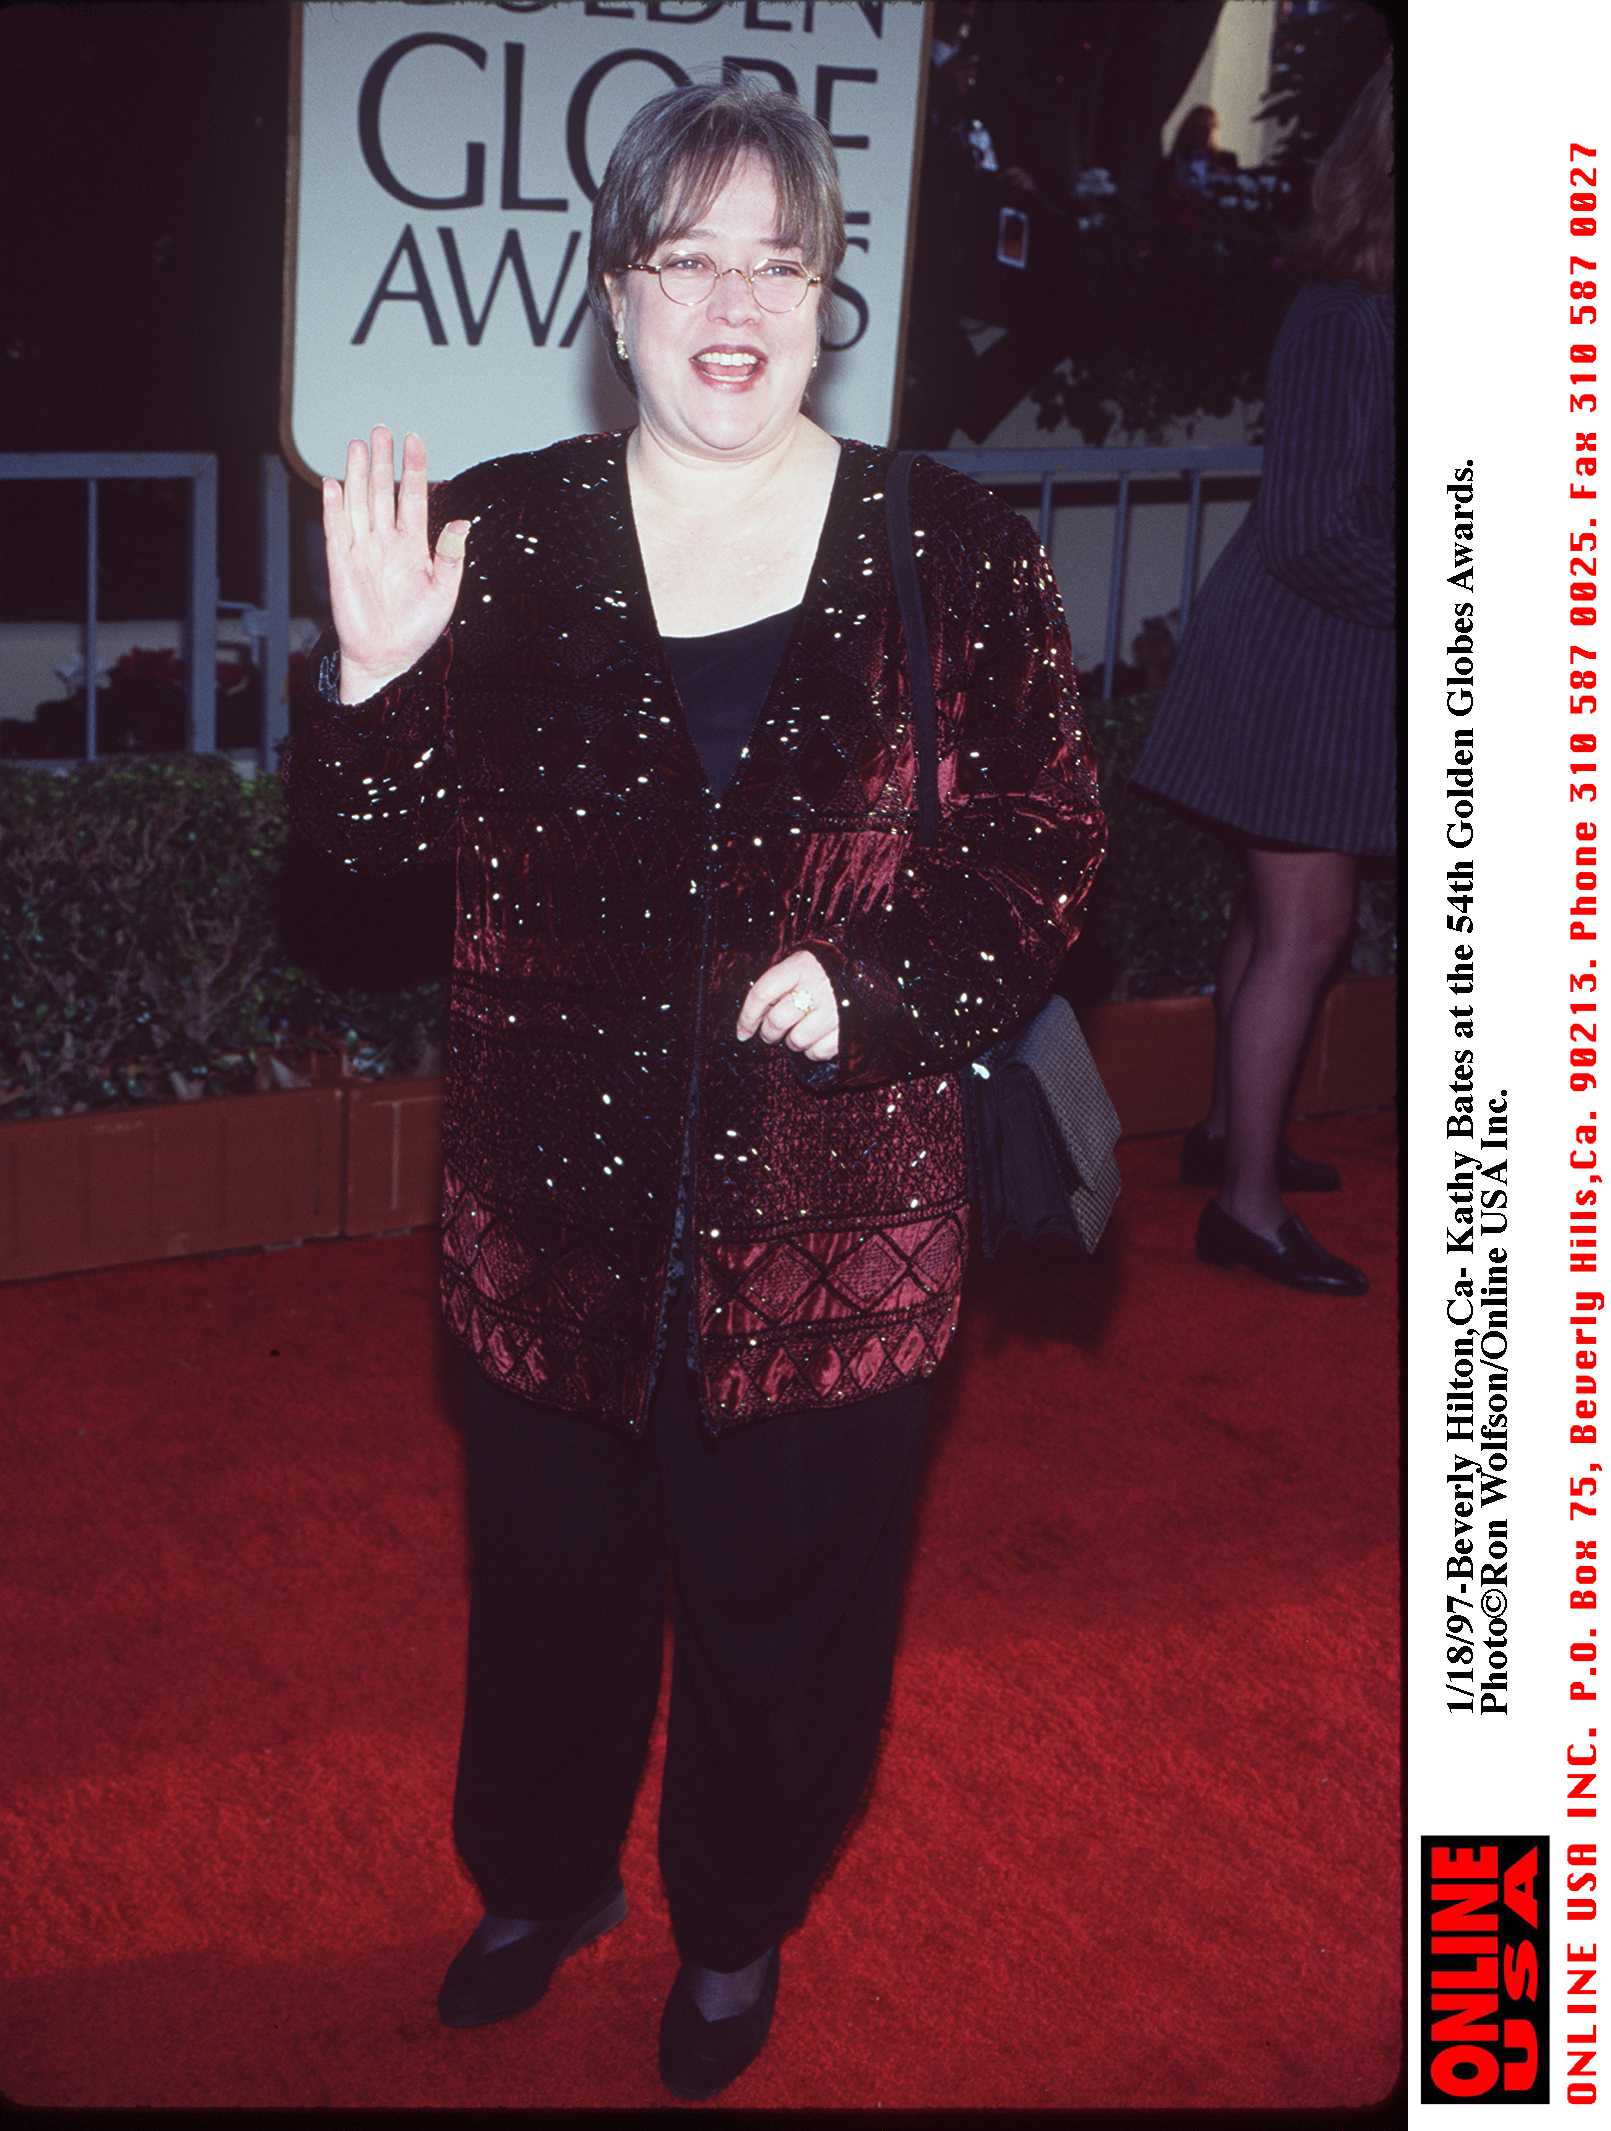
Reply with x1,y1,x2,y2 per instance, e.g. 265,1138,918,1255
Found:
1202,842,1356,1238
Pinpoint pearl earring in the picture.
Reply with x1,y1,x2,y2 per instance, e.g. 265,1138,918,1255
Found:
615,328,627,361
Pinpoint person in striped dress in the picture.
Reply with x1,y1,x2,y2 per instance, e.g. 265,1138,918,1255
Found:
1130,57,1394,1296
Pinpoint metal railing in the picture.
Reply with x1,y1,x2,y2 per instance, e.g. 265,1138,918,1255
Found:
0,450,291,775
0,453,217,760
1,443,1259,772
937,445,1262,700
258,452,290,766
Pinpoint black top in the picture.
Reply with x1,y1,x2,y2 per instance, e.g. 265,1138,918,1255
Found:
662,605,800,798
659,603,798,1312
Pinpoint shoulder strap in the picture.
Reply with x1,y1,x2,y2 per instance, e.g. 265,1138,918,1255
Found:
885,451,940,847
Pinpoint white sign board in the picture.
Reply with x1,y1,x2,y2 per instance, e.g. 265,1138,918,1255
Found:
283,0,930,485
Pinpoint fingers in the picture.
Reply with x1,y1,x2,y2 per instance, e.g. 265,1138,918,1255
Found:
761,993,811,1039
737,953,835,1044
369,424,396,535
738,1004,833,1050
389,430,467,572
752,1000,836,1059
736,989,836,1052
395,429,428,546
333,426,402,543
344,435,371,540
321,471,351,555
775,1002,834,1050
736,966,794,1040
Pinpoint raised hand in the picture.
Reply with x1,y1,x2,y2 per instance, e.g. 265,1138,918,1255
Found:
322,426,470,703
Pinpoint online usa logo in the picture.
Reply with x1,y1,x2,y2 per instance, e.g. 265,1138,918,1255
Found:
1421,1838,1548,2102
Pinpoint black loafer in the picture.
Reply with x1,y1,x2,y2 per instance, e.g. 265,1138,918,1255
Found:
1180,1121,1341,1193
659,1944,781,2101
437,1877,627,2028
1195,1197,1368,1294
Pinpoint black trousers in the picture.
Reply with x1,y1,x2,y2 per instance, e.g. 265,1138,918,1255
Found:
449,1271,934,1971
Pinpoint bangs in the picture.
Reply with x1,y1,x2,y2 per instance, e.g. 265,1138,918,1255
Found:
650,134,823,266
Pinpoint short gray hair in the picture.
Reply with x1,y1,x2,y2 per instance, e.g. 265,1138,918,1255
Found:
588,77,846,397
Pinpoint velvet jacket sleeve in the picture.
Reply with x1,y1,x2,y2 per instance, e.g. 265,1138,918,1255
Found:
279,465,484,872
1255,289,1396,627
787,495,1108,1094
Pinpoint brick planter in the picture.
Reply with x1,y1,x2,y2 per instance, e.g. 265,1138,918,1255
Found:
1085,972,1397,1139
1085,992,1218,1138
342,1075,443,1237
1298,971,1399,1115
0,978,1395,1282
0,1086,345,1283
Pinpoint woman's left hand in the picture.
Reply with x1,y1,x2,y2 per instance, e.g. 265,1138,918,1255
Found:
736,949,839,1061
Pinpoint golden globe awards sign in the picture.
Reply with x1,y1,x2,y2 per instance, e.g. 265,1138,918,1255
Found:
282,0,930,485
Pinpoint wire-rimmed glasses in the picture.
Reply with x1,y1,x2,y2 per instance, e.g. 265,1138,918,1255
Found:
624,252,823,314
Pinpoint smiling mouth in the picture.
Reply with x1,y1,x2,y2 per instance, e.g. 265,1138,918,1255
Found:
690,349,766,386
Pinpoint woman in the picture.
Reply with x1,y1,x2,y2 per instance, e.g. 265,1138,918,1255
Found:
282,78,1105,2101
1130,58,1394,1297
1164,104,1235,191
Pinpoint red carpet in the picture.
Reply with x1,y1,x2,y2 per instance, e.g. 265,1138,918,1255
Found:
0,1113,1400,2111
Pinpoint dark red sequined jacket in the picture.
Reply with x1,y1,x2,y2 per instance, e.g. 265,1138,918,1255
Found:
281,432,1106,1437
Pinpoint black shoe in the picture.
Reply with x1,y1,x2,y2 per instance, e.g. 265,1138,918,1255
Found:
659,1944,782,2101
437,1878,627,2029
1195,1197,1368,1295
1179,1121,1341,1193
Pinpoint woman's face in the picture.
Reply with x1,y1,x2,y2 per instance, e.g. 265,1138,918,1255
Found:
606,151,822,466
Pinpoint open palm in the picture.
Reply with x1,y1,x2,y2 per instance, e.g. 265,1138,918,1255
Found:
322,426,470,701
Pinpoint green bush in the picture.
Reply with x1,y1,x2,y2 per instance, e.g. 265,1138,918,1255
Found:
0,726,1397,1118
1,758,290,1118
0,757,443,1119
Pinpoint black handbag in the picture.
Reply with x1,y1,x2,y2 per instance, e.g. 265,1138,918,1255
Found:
885,452,1121,1259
